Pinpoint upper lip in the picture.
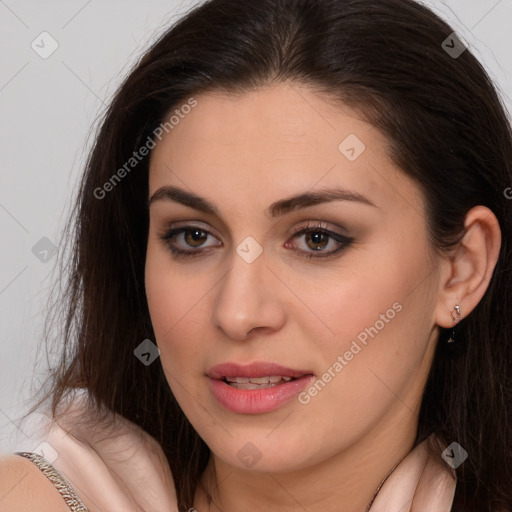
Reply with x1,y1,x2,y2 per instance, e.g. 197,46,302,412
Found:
207,361,314,380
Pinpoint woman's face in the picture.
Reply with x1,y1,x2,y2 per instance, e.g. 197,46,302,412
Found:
145,82,445,473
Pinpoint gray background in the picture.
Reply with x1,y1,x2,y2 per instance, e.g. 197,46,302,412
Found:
1,0,511,455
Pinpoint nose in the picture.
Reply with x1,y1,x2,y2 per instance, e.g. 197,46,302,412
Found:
211,247,286,341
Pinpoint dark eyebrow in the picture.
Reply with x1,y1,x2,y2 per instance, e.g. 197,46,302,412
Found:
147,185,377,218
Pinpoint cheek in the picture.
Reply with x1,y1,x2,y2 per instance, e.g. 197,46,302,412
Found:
301,240,437,422
302,253,413,358
145,238,198,335
144,245,214,380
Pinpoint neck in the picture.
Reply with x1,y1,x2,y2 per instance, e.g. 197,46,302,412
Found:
194,404,420,512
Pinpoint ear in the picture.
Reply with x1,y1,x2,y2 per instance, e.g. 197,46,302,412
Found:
434,205,502,328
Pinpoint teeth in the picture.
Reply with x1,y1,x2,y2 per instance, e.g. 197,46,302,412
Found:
250,376,271,384
227,377,250,383
224,375,296,389
225,375,295,384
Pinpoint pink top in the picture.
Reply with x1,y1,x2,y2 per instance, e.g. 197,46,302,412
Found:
16,389,456,511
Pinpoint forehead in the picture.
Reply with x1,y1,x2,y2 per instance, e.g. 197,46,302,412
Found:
148,82,422,216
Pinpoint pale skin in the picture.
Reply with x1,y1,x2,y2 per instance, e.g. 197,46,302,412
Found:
144,82,501,512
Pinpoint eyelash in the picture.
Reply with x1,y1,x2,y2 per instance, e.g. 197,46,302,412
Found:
157,221,354,260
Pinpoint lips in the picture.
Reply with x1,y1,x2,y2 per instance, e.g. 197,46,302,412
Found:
207,362,315,414
207,361,312,380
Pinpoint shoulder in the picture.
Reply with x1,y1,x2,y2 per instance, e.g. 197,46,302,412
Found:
0,454,71,512
43,389,178,511
2,389,179,512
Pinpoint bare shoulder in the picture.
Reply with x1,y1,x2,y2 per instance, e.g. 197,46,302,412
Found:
0,455,71,512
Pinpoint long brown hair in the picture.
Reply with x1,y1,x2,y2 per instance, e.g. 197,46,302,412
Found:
30,0,512,510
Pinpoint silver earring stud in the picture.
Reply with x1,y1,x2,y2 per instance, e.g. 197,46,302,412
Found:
447,305,461,343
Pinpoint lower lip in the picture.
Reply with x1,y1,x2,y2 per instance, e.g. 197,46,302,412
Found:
208,375,314,414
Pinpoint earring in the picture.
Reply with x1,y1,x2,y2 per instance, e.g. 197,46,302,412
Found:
447,305,462,343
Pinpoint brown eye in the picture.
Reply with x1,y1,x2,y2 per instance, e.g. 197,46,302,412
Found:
183,228,209,247
158,225,222,257
304,231,330,251
287,223,354,259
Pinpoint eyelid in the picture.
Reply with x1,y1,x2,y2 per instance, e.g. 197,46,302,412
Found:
288,220,349,237
161,219,350,239
162,219,222,237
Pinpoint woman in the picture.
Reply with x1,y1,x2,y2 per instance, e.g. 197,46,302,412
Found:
0,0,511,510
